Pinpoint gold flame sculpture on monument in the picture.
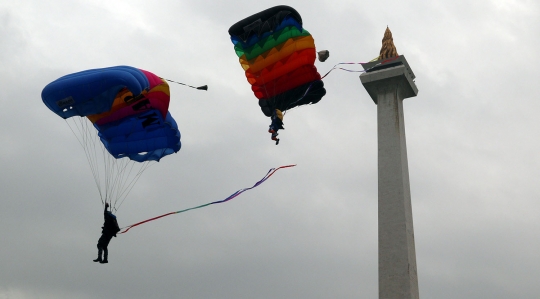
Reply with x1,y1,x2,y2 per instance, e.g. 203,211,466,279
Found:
378,27,398,60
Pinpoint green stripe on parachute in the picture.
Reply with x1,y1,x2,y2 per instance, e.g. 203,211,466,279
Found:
234,27,311,60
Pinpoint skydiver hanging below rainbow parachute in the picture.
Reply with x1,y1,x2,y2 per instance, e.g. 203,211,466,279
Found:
228,6,403,145
228,5,328,145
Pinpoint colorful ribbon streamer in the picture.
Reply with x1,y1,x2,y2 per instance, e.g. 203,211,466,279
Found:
119,164,297,234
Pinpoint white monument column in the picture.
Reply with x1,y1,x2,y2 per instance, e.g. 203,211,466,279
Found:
360,30,419,298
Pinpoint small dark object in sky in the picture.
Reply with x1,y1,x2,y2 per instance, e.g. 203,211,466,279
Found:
317,50,330,62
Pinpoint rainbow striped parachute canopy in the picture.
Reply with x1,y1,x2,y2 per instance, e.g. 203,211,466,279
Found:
42,66,181,162
229,5,326,117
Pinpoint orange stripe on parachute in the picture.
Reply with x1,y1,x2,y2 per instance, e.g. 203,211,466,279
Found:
87,78,170,124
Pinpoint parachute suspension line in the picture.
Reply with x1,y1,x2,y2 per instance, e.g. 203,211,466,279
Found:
105,155,131,211
110,158,133,209
65,117,104,204
116,160,138,206
113,159,152,211
118,164,297,234
104,152,121,208
258,74,278,114
160,78,208,91
103,144,119,206
257,70,290,116
108,156,128,208
114,159,156,212
85,120,104,200
282,81,316,113
102,144,111,204
88,120,105,203
88,120,106,205
65,117,157,211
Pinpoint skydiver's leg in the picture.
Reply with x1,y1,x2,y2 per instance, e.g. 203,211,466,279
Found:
101,246,108,264
94,244,103,262
100,235,112,264
269,118,277,133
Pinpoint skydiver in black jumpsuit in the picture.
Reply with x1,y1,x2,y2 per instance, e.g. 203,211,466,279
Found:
93,203,120,264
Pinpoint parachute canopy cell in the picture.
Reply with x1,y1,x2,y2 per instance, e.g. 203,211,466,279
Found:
42,66,181,162
228,5,326,117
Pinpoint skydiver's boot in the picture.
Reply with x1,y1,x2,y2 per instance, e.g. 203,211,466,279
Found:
100,248,108,264
93,249,102,262
275,138,280,145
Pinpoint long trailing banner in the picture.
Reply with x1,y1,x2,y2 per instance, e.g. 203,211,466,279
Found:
119,164,297,234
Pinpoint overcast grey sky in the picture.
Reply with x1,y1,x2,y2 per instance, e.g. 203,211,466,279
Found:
1,0,540,298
